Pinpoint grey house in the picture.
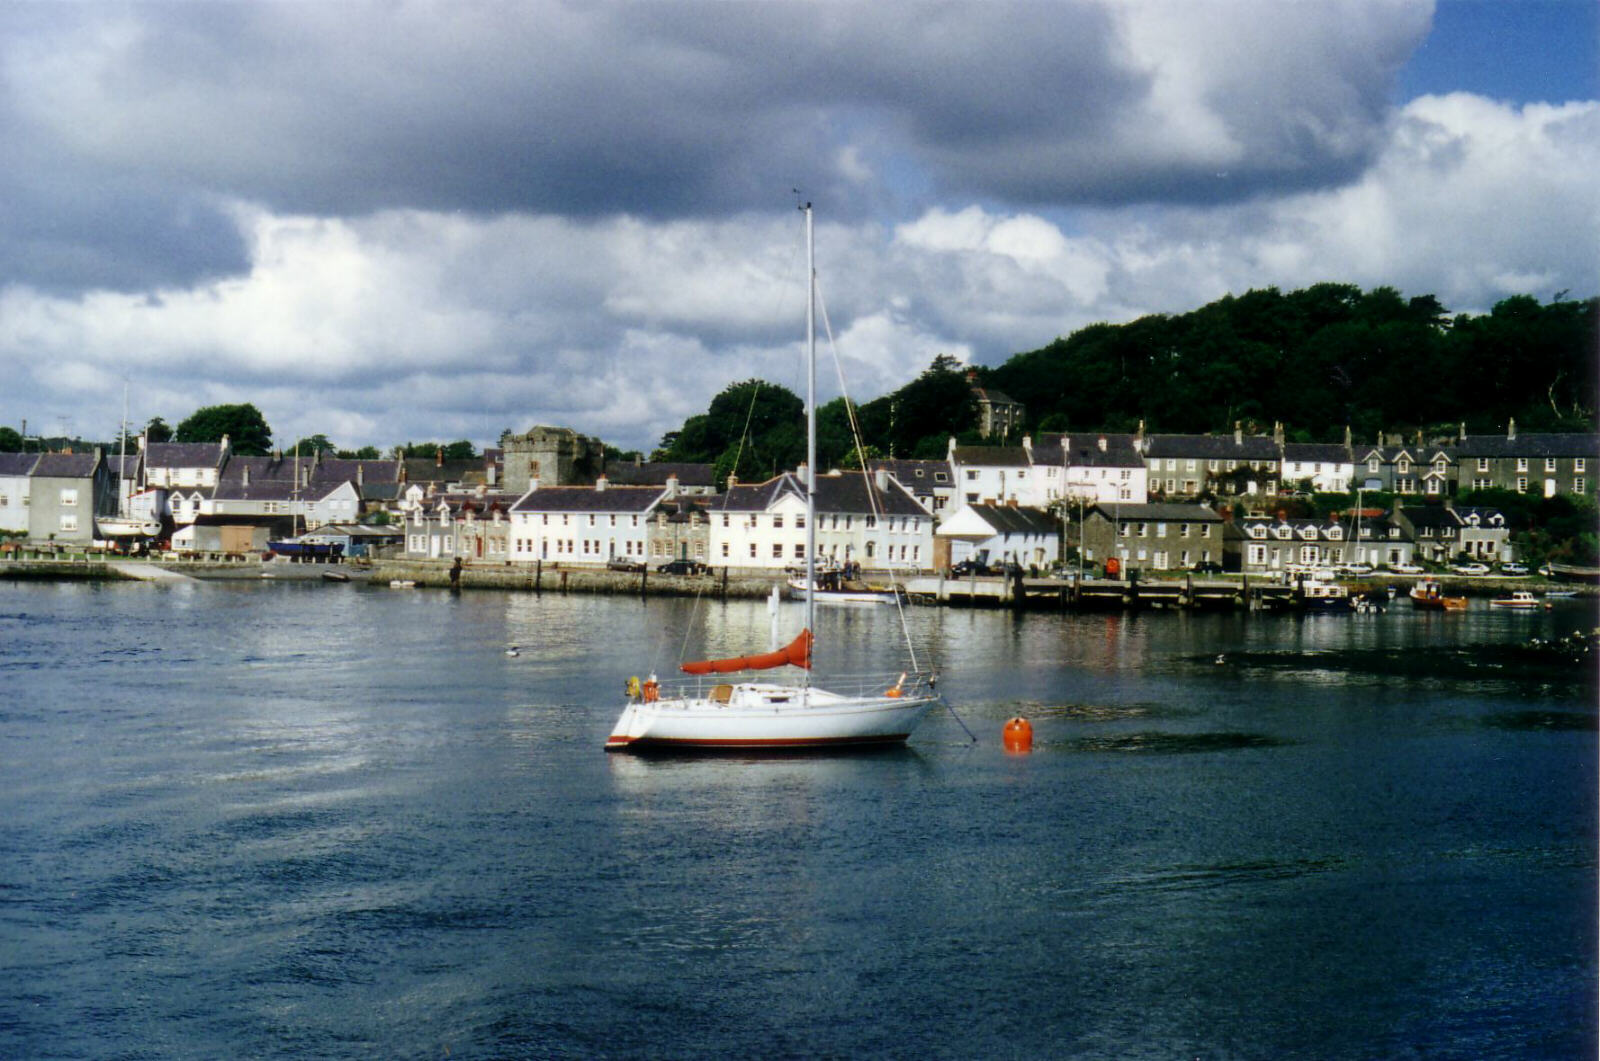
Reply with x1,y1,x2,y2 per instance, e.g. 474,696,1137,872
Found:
1143,426,1280,499
28,450,114,545
1078,501,1225,574
1455,421,1598,499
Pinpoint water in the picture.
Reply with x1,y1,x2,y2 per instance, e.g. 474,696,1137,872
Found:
1,579,1595,1059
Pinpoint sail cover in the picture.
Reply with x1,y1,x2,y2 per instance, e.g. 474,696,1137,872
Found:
681,629,812,674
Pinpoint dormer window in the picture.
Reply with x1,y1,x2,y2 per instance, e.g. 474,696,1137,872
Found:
1275,526,1292,540
1249,525,1267,539
1299,526,1317,540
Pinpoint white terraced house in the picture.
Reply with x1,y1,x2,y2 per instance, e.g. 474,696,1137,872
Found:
708,468,934,572
508,478,667,565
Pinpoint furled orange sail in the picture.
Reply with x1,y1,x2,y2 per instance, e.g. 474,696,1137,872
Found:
681,629,812,674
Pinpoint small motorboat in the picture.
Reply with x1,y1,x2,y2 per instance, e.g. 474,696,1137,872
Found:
1489,590,1545,610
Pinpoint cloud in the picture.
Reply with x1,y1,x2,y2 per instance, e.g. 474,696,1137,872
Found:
1,2,1594,456
1,1,1434,292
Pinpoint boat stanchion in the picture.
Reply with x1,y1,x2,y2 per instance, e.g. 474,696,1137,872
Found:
1002,716,1033,754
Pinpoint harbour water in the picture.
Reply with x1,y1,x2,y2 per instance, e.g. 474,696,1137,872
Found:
2,579,1595,1059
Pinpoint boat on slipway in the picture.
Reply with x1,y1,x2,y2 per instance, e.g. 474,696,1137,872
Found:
606,205,942,752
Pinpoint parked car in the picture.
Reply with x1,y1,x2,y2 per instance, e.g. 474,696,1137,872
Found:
1190,560,1224,574
656,559,709,575
1499,562,1529,576
606,558,646,573
951,558,992,577
1335,563,1374,577
1451,562,1491,576
1389,562,1424,574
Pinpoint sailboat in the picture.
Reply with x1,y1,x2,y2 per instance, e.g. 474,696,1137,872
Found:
96,386,163,540
605,204,942,752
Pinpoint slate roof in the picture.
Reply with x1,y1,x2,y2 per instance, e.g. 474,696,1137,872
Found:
868,459,953,496
314,458,402,484
510,485,666,514
145,442,225,468
218,455,299,484
1088,502,1224,522
960,504,1057,536
1041,432,1145,469
707,471,928,518
1455,432,1600,458
952,445,1030,467
0,453,39,476
602,461,715,489
1143,433,1279,460
1282,443,1354,464
1398,505,1458,530
30,453,99,477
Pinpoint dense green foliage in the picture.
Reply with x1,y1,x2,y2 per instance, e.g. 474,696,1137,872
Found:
394,440,478,460
982,286,1596,440
0,427,22,451
656,380,806,483
175,403,273,455
144,417,173,444
653,287,1594,478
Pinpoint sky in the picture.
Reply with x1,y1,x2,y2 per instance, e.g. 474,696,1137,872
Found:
1,0,1596,455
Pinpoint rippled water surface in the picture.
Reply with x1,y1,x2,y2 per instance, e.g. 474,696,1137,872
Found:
1,579,1595,1059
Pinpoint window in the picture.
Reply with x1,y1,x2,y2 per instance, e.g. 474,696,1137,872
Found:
774,515,784,529
1577,458,1587,473
772,543,782,558
1576,478,1586,494
59,488,78,507
1477,457,1489,472
1179,523,1191,538
966,470,978,481
1546,457,1557,472
721,542,729,558
749,543,757,558
1516,457,1529,471
795,544,805,559
1516,477,1528,492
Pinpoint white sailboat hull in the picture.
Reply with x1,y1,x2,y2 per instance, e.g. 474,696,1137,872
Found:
784,579,900,606
96,516,163,538
606,682,939,751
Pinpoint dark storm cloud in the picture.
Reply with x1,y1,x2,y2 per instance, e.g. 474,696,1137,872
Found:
0,2,1431,293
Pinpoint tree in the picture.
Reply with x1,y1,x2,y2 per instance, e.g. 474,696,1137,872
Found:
175,404,273,455
144,417,173,444
287,434,337,456
0,426,20,452
337,446,381,459
660,380,805,479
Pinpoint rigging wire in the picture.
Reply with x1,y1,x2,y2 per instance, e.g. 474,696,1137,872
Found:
814,282,927,678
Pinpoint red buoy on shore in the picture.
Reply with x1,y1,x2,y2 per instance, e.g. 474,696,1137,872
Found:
1002,716,1033,753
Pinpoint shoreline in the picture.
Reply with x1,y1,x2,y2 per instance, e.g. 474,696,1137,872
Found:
3,555,1595,609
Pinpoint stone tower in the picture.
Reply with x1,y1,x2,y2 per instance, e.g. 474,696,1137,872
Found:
499,426,605,495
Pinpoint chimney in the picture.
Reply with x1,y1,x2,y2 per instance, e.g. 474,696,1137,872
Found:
1022,435,1032,459
1507,418,1516,441
1136,419,1145,445
1459,422,1467,443
436,447,444,468
1343,424,1351,448
594,475,608,492
727,473,738,491
1234,422,1242,445
1273,421,1284,447
664,474,679,500
242,464,250,487
875,467,889,492
529,477,539,492
356,464,364,487
1098,435,1107,452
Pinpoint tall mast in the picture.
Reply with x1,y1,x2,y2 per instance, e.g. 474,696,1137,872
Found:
803,203,817,652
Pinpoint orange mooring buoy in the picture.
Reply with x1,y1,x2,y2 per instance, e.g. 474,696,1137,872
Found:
1002,716,1033,753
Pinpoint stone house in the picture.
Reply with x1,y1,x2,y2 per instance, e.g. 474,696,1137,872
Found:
500,425,605,496
1455,421,1598,499
1077,501,1224,574
1143,425,1280,499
